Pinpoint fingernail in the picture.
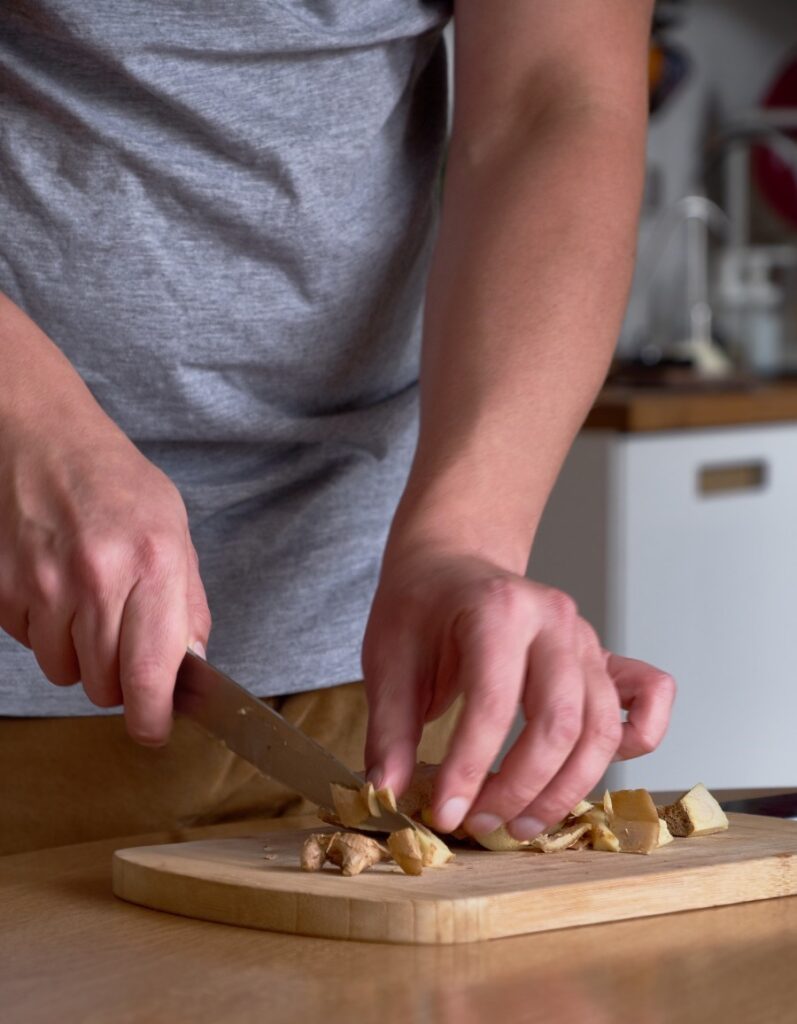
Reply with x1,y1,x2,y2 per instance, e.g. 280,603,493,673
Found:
366,767,383,788
436,796,470,833
189,641,206,659
466,813,503,837
509,816,546,841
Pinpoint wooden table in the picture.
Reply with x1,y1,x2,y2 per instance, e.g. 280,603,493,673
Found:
4,811,797,1024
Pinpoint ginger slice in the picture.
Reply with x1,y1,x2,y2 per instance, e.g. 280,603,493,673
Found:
413,822,454,866
607,789,660,855
591,822,621,853
578,807,609,829
375,786,398,814
329,781,388,828
530,823,590,853
329,784,370,829
388,828,424,876
657,818,675,847
361,782,381,818
660,783,729,837
473,824,530,852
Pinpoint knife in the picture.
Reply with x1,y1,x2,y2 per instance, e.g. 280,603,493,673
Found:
173,650,414,833
719,792,797,818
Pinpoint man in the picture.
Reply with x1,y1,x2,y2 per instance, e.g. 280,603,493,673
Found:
0,1,674,854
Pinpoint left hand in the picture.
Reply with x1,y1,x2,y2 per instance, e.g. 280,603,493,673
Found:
362,547,675,840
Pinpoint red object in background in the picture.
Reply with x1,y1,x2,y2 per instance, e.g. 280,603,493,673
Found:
752,54,797,231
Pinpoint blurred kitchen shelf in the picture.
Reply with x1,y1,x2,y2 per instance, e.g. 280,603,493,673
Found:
586,379,797,432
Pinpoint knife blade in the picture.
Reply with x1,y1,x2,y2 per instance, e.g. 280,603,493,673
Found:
719,792,797,818
173,650,413,833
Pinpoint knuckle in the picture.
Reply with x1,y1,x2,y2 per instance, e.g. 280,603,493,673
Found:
632,726,659,756
590,709,623,752
480,576,531,625
540,700,583,748
458,577,528,634
28,562,61,610
123,658,169,697
454,759,485,787
577,618,601,650
495,777,538,810
545,589,579,625
476,684,514,725
650,670,677,702
189,588,212,632
71,537,123,593
133,531,180,577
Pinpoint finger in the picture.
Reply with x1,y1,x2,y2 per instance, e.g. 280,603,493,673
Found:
26,607,81,687
507,633,622,840
0,594,30,647
463,618,585,834
608,653,676,761
363,641,427,798
430,598,529,833
186,537,212,655
72,598,124,708
119,569,189,747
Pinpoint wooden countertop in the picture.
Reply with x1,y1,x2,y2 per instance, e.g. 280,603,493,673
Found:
4,807,797,1024
584,381,797,433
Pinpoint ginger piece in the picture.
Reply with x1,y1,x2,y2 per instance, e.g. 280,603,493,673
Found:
413,822,454,866
578,807,609,829
660,783,729,837
658,818,675,847
573,804,620,851
330,783,372,829
388,828,424,876
607,788,660,855
300,833,333,871
530,823,590,853
328,781,390,828
569,799,594,818
324,833,390,877
375,786,398,814
360,782,381,818
474,825,530,852
591,823,621,853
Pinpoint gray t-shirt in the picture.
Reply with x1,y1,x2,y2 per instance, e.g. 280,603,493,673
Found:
0,1,451,714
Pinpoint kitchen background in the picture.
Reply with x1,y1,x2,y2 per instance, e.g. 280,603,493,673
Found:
496,0,797,791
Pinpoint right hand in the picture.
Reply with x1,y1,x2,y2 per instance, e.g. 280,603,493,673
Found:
0,408,210,745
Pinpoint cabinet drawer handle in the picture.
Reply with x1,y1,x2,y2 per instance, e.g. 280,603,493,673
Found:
698,461,768,496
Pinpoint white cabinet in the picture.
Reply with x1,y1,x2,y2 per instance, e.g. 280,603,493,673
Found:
529,424,797,790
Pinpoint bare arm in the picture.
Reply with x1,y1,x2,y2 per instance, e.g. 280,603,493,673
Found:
364,0,674,837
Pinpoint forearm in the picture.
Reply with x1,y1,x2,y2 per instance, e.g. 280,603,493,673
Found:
391,101,647,573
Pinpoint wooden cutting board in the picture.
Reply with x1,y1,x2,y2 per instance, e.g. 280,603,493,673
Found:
113,814,797,945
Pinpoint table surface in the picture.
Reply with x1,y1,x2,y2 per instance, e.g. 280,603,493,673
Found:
4,807,797,1024
584,381,797,433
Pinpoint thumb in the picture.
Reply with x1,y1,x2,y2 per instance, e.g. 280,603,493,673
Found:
363,645,426,798
186,538,212,656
